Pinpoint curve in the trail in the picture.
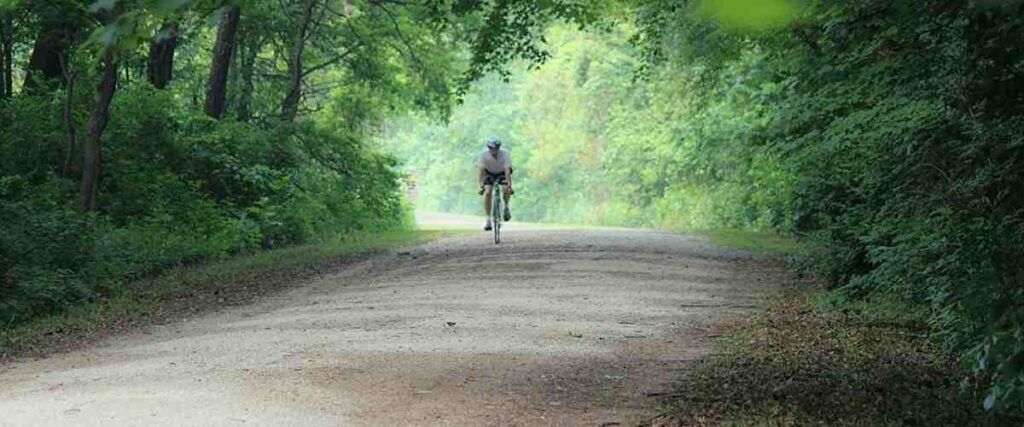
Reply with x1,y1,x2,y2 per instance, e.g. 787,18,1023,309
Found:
0,228,782,426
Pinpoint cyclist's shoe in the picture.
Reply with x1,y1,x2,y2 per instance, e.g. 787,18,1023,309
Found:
484,220,493,231
503,206,511,222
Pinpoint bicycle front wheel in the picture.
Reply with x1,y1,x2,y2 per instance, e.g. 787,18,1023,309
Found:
492,189,502,244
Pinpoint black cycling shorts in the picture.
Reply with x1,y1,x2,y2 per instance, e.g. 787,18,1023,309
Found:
483,168,512,186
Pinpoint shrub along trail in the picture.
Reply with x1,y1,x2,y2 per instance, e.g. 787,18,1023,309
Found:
0,228,781,425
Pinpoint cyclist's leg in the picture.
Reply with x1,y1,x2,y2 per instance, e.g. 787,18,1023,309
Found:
483,184,494,216
499,175,512,220
484,185,495,228
482,173,495,216
483,175,495,230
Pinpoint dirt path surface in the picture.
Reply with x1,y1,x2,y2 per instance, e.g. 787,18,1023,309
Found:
0,224,782,426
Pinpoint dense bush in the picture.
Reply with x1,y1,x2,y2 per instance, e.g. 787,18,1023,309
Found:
0,177,94,326
0,85,408,328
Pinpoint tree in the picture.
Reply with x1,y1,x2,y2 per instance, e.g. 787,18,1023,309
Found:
234,28,260,121
280,0,319,122
22,0,83,93
0,11,13,97
147,21,177,89
81,1,122,212
204,3,240,119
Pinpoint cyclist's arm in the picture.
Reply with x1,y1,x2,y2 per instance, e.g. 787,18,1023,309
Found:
503,151,513,189
477,166,485,188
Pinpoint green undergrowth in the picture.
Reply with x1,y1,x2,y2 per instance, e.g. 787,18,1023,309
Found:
0,229,458,362
699,229,805,255
658,290,999,426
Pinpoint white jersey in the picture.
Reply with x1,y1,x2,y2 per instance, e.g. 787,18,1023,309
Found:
477,149,512,174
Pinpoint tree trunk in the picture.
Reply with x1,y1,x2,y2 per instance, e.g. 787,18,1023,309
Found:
235,33,258,121
3,37,9,97
61,56,77,178
81,48,116,212
81,5,121,213
281,0,317,122
0,13,9,98
147,21,178,89
204,5,240,119
23,3,79,93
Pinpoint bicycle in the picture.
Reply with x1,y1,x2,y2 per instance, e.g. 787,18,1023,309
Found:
479,183,512,244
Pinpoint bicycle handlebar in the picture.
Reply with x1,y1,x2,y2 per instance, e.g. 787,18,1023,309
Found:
478,185,513,196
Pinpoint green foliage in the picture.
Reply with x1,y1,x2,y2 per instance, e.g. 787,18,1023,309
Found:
0,82,408,328
641,0,1024,416
383,24,792,232
0,178,94,326
455,0,601,94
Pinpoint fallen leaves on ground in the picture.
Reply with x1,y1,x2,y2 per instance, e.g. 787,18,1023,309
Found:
655,293,992,426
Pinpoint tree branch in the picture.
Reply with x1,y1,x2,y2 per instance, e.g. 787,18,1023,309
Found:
301,43,359,77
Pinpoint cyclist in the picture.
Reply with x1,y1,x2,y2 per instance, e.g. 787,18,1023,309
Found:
477,136,514,231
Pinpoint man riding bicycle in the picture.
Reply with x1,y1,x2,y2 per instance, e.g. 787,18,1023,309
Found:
477,136,514,231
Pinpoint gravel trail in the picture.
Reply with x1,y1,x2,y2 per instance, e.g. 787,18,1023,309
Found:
0,225,782,426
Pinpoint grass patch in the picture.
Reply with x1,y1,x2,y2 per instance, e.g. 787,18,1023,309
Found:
1,229,459,363
700,229,805,255
656,290,995,426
